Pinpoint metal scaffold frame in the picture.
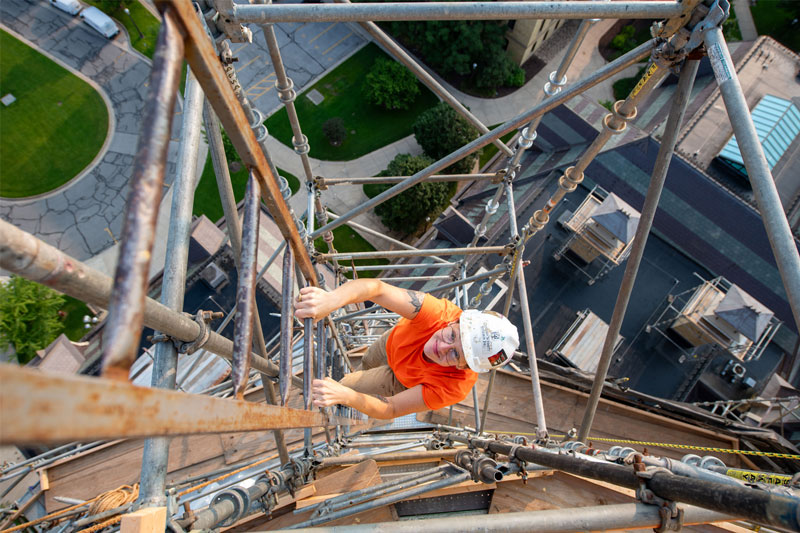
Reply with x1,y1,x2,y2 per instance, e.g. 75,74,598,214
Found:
1,0,799,531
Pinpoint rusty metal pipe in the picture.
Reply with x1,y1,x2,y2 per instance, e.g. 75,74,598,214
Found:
231,173,261,399
319,449,459,467
159,0,316,285
0,219,280,378
280,245,295,406
204,102,289,462
0,364,338,446
102,9,184,380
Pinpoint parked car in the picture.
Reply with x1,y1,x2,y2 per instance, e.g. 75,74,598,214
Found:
49,0,82,16
79,6,119,39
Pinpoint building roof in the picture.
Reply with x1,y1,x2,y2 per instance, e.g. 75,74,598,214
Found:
717,94,800,178
28,334,87,374
715,284,774,341
591,193,640,243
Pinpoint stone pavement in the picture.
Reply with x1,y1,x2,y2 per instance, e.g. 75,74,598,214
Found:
0,0,179,262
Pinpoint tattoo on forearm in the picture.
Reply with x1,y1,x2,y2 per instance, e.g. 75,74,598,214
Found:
372,395,389,404
406,290,423,314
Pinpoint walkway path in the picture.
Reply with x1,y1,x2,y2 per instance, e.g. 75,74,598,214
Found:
732,0,758,41
276,19,626,225
0,0,179,262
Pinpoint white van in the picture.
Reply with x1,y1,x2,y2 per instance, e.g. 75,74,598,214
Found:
79,6,119,39
49,0,82,16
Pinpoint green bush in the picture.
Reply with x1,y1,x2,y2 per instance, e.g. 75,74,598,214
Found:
383,13,520,92
413,102,479,174
365,154,454,233
363,58,420,110
0,276,65,364
475,54,524,90
612,66,647,101
322,117,347,146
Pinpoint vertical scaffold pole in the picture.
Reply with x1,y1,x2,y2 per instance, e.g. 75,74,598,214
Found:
231,172,261,399
578,59,700,442
205,103,289,464
703,28,800,335
138,66,204,508
101,8,183,379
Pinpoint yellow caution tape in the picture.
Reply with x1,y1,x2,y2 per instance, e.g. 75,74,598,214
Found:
725,469,794,486
483,429,800,460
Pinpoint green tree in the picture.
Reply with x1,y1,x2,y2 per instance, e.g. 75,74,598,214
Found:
384,14,520,92
322,117,346,146
413,102,479,174
365,154,454,233
0,276,65,364
363,58,420,110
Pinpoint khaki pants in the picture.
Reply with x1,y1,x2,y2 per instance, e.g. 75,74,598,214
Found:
340,330,408,397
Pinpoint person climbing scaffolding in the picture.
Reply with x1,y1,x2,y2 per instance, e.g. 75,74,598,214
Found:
294,279,519,419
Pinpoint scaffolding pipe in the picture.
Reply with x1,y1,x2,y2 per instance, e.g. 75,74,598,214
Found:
319,449,459,466
342,262,458,272
332,0,511,156
102,9,183,379
318,246,508,261
704,27,800,335
0,220,282,378
161,0,317,284
288,502,738,533
326,212,451,264
206,103,290,461
311,39,656,240
320,174,495,186
302,464,451,515
139,66,204,508
578,59,700,442
234,2,685,23
290,468,472,529
280,246,295,406
231,173,261,399
449,436,800,530
429,267,507,295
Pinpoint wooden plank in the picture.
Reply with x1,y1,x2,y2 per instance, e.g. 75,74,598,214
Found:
120,506,166,533
38,470,49,491
45,435,225,512
426,370,745,467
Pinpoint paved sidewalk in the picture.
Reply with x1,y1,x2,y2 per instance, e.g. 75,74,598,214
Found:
0,0,179,262
273,19,625,240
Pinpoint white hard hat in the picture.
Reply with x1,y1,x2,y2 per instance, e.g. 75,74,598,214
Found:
459,310,519,373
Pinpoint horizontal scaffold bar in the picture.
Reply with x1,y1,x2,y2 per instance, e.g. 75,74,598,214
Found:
0,219,281,378
318,246,508,261
320,174,495,186
0,364,343,446
233,2,685,23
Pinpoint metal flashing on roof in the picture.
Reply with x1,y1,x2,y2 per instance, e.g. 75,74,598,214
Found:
591,193,641,244
717,94,800,178
715,284,774,342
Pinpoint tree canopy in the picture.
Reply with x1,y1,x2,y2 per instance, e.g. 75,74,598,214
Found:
384,17,524,91
0,276,65,364
365,154,455,233
363,57,420,110
413,102,479,175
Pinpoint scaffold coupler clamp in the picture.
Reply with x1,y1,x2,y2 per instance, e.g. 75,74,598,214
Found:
260,472,281,518
633,457,684,532
684,0,729,53
212,0,254,43
179,310,222,354
493,167,508,184
505,443,529,484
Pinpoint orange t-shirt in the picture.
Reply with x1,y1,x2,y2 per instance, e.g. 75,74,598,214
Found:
386,295,478,410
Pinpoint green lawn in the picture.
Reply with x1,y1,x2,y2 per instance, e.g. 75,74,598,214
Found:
83,0,161,58
750,0,800,53
0,30,108,198
314,224,389,279
265,43,439,161
193,153,300,223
